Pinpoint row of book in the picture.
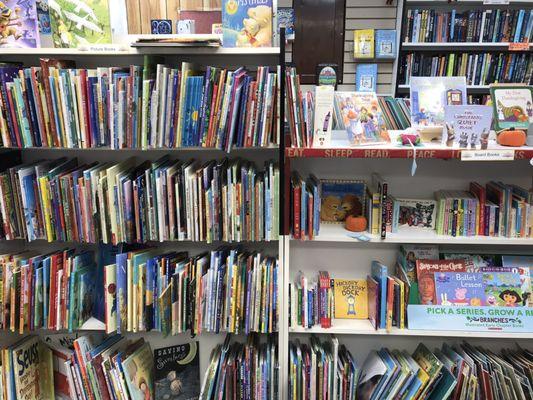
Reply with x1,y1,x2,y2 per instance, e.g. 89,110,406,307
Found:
378,97,412,130
0,153,279,244
290,172,320,240
0,61,280,151
104,248,278,336
404,8,533,43
399,52,533,86
289,336,359,400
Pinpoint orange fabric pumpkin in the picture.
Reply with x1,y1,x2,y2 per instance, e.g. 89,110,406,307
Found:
497,129,526,147
345,215,367,232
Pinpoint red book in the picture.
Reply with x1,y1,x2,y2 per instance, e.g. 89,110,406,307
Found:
470,182,486,236
78,69,92,148
5,87,22,148
416,259,467,305
318,271,331,328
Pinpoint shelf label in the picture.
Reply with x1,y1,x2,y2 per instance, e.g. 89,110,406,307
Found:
509,42,530,51
483,0,509,4
77,45,129,52
461,149,515,161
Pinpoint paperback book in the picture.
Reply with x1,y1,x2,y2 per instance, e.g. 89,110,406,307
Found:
222,0,273,47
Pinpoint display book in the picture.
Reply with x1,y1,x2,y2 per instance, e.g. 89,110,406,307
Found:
353,29,397,59
0,59,280,151
0,152,279,244
403,8,533,43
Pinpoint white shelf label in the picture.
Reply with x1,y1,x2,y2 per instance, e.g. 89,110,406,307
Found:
461,149,515,161
77,45,129,52
483,0,509,4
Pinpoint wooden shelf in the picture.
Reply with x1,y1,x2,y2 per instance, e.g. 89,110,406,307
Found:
290,319,533,339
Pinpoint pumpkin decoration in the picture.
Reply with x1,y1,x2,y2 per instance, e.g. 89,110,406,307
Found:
345,215,367,232
497,128,526,147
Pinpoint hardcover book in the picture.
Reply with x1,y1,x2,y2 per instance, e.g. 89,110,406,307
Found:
375,30,396,59
355,64,378,92
0,0,40,48
49,0,112,48
122,342,155,400
444,105,493,149
333,279,368,319
434,272,485,306
367,276,379,330
277,7,295,40
490,85,533,131
354,29,375,59
483,272,523,307
398,245,439,283
394,199,437,231
222,0,273,47
416,260,467,305
410,77,467,128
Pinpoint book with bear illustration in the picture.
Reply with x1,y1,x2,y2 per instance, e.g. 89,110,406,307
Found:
222,0,273,47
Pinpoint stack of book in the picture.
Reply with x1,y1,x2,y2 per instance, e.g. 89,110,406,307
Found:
399,52,532,86
200,334,278,400
285,66,314,148
0,61,280,151
404,9,533,43
289,336,358,400
378,96,412,130
0,153,279,244
290,172,320,240
105,248,278,336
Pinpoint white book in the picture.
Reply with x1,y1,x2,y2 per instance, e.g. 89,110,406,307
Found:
106,158,135,245
312,85,334,148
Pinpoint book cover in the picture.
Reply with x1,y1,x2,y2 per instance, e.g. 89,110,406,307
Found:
483,272,523,307
333,279,368,319
154,342,200,400
122,342,155,400
410,77,467,128
354,29,375,59
501,255,532,306
416,260,467,305
371,261,388,330
0,0,40,48
104,263,117,334
334,92,390,145
398,245,439,283
367,276,379,330
490,85,533,131
434,272,485,306
312,85,334,148
222,0,273,47
412,344,443,400
357,350,389,399
277,7,294,40
320,179,366,223
375,30,396,59
444,105,493,149
49,0,112,48
355,64,378,93
395,199,437,231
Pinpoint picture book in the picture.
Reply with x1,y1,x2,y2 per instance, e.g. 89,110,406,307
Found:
434,272,485,306
313,85,335,147
333,92,390,145
320,180,366,223
502,255,532,306
222,0,273,47
355,64,378,93
371,261,388,329
0,0,40,48
444,105,493,149
416,260,467,305
442,253,499,270
490,85,533,131
412,343,443,399
122,342,155,400
410,77,467,128
277,7,294,40
154,342,200,400
483,272,523,307
49,0,112,48
367,276,379,329
357,350,389,399
354,29,374,59
394,199,437,231
375,30,396,59
398,245,439,283
333,279,368,319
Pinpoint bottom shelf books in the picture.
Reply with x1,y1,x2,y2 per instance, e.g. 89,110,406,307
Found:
289,336,533,400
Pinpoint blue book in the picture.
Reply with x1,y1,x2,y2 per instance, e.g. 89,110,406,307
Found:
115,252,129,333
428,366,457,400
222,0,273,47
375,30,396,59
371,261,388,329
514,10,525,43
356,64,378,92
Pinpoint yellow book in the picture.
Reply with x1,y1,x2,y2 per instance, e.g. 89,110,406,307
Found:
333,279,368,319
38,176,54,241
354,29,375,59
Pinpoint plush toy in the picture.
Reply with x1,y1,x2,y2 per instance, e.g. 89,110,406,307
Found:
497,128,526,147
397,132,421,146
236,5,272,47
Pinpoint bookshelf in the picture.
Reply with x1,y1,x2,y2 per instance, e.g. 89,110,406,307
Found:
0,36,286,394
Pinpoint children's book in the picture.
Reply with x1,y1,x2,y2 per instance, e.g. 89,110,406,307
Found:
490,85,533,131
277,7,295,40
410,77,467,128
357,350,389,399
482,272,523,307
398,245,439,283
375,30,396,59
434,272,485,306
416,260,467,305
354,29,374,59
355,64,378,92
49,0,112,48
122,342,155,400
501,255,532,306
222,0,273,47
0,0,40,48
367,275,379,329
313,85,335,147
443,105,493,149
412,343,443,400
334,92,390,145
154,342,201,400
371,261,388,329
333,279,368,319
394,199,437,231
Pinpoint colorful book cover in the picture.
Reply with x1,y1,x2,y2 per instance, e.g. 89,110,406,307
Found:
395,199,437,231
313,85,334,148
410,77,467,128
490,86,533,131
375,29,396,59
277,7,294,40
154,342,200,400
434,272,485,306
333,279,368,319
354,29,374,59
355,64,378,93
416,260,467,305
222,0,273,47
443,105,493,149
104,263,117,333
122,342,155,400
483,272,523,307
398,245,439,283
49,0,112,48
371,261,388,329
0,0,40,48
501,255,532,306
334,92,390,145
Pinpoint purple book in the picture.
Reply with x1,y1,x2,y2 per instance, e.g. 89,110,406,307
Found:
434,272,485,306
0,1,40,48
